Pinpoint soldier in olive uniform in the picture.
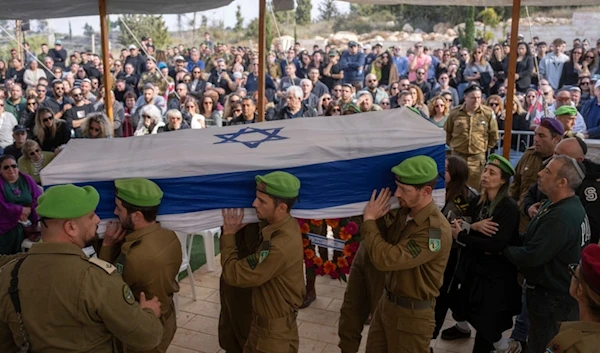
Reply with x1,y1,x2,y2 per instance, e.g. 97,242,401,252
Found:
360,156,452,353
138,57,168,96
445,85,499,191
547,243,600,353
221,171,305,353
510,118,563,232
219,223,261,353
99,178,182,353
0,184,164,352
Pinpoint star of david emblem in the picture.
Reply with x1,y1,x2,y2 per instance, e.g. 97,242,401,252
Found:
214,127,288,148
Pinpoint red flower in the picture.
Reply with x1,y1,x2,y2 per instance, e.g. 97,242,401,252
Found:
302,238,310,248
330,271,340,280
314,257,323,267
347,255,355,266
349,242,360,253
326,219,340,228
310,219,323,226
337,257,349,269
345,222,359,235
340,266,351,275
315,266,325,276
301,223,310,234
304,249,315,259
323,261,337,274
305,258,314,267
339,228,352,241
343,244,353,257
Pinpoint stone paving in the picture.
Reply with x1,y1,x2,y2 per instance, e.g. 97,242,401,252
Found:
168,254,479,353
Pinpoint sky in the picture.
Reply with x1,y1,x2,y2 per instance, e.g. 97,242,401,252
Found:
47,0,350,36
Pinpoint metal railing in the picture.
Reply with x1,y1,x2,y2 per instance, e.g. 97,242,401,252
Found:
494,130,535,165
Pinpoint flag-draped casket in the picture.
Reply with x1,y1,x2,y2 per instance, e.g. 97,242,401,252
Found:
41,108,446,233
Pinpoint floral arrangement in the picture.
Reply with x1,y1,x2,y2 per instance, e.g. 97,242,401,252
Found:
298,217,362,282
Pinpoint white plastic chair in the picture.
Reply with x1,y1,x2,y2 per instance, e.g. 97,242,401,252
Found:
175,231,197,299
198,227,221,271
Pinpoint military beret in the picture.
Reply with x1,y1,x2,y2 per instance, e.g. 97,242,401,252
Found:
255,171,300,199
554,105,578,116
392,156,438,185
486,153,515,176
115,178,163,207
540,118,565,136
464,84,482,95
581,244,600,295
407,106,421,115
37,184,100,219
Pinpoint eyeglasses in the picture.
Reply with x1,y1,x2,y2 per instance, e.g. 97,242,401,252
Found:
435,104,445,108
90,127,101,132
233,109,242,113
586,55,595,59
2,164,18,170
143,115,152,119
568,263,579,280
381,102,390,106
27,102,36,106
42,117,53,122
332,108,341,112
323,97,332,100
29,149,40,156
185,105,196,109
581,82,590,85
72,93,82,97
489,102,499,107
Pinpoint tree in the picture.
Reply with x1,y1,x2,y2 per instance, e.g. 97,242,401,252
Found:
459,7,476,51
68,21,73,40
201,15,208,30
478,8,500,42
83,22,95,37
234,5,244,32
295,0,312,25
117,15,170,49
318,0,340,22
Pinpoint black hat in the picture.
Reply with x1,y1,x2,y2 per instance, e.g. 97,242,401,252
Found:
574,136,588,155
13,125,26,133
464,84,482,95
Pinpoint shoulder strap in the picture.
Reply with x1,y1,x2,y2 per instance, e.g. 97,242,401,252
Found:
8,256,31,353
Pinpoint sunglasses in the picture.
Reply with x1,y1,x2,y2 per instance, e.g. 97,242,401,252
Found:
233,109,242,113
185,105,196,109
332,108,341,112
42,117,53,122
489,102,499,107
2,164,18,170
72,93,82,97
435,104,445,108
29,149,40,156
143,115,152,119
581,82,590,85
27,102,36,106
90,127,101,132
586,55,595,59
381,102,390,106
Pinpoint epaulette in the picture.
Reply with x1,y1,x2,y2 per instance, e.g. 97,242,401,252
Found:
88,257,116,274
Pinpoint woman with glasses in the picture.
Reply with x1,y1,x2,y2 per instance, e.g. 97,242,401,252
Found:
489,44,506,82
317,94,333,115
560,45,585,88
387,81,400,108
224,101,243,126
409,84,429,117
134,104,165,136
32,107,70,152
324,100,343,116
17,140,55,185
185,98,206,129
0,154,42,255
21,96,38,132
369,51,398,87
448,154,521,353
463,48,494,95
486,94,505,121
379,98,391,110
81,112,113,139
427,95,450,128
158,109,190,132
549,244,600,352
189,66,208,96
582,49,598,78
199,94,222,127
579,75,593,108
112,60,124,76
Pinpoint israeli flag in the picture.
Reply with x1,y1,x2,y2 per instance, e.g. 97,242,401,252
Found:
41,108,446,233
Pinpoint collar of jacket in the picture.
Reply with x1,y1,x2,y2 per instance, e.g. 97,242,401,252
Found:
28,242,86,257
261,215,293,242
125,223,162,243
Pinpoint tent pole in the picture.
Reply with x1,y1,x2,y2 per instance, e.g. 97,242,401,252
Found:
16,20,22,62
502,0,521,159
99,0,113,123
257,0,267,122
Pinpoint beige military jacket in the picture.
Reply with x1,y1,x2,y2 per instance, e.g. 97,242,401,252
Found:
0,242,163,353
221,215,305,319
445,104,499,155
547,321,600,353
361,201,452,300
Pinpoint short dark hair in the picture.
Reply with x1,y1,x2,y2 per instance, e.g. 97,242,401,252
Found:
273,196,297,214
412,176,439,191
0,154,17,166
241,96,255,106
117,197,159,223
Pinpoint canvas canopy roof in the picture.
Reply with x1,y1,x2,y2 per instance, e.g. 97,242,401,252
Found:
342,0,595,6
0,0,233,19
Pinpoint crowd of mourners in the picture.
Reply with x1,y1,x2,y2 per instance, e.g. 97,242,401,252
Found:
1,31,600,353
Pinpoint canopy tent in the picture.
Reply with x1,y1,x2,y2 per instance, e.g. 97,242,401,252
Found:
41,108,446,233
0,0,233,19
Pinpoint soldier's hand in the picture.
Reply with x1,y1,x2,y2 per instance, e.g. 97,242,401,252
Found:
528,202,541,218
363,188,391,221
103,221,126,246
222,208,246,235
139,291,162,318
471,217,499,237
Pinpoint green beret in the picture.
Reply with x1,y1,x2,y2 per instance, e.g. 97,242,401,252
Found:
37,184,99,219
554,105,578,116
255,171,300,199
407,106,421,115
115,178,163,207
486,153,515,176
391,156,438,185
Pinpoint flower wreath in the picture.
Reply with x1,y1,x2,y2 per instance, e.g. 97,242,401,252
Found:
298,218,361,282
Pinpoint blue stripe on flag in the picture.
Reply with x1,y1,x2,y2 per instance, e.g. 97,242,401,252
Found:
65,144,445,219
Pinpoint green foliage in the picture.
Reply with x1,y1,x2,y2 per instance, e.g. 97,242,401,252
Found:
245,8,276,51
117,15,171,49
317,0,340,22
460,7,475,51
68,21,73,40
201,15,208,30
83,23,95,37
478,8,500,28
234,5,244,32
295,0,312,26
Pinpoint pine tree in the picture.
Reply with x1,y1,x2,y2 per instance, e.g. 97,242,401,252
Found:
295,0,312,25
318,0,340,22
68,21,73,40
117,15,171,49
201,15,208,30
83,23,95,37
461,6,475,51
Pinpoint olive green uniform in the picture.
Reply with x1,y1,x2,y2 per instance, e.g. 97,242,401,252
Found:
221,215,305,353
546,321,600,353
99,223,182,353
509,147,546,232
338,241,386,353
362,202,452,353
219,223,261,353
0,242,163,352
445,104,499,190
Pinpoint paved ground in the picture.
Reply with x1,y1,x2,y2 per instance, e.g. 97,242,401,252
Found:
168,254,478,353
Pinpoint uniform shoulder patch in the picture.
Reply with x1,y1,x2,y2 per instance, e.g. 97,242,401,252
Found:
122,284,135,305
88,257,116,274
247,241,271,270
406,239,421,258
429,228,442,253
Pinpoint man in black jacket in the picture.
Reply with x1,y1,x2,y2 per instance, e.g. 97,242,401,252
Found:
269,86,317,120
48,40,67,69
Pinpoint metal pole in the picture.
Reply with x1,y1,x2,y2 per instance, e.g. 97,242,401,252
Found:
257,0,266,122
502,0,521,159
99,0,113,122
16,20,22,62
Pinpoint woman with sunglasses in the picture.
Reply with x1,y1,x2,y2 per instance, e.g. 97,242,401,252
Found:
17,140,55,185
369,51,398,87
189,66,208,97
582,49,598,76
0,154,42,255
548,244,600,352
448,154,521,353
324,100,342,116
427,95,450,128
134,104,165,136
489,44,506,82
185,97,206,129
560,45,585,88
81,112,113,139
317,94,333,115
32,107,70,152
199,94,222,127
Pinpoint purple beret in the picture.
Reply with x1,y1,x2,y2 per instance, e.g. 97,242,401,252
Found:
540,118,565,136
